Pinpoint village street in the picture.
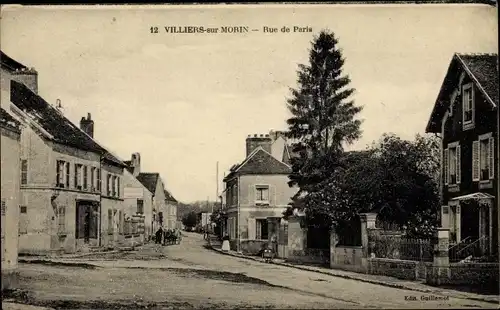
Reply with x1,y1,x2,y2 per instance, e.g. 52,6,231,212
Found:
3,232,496,310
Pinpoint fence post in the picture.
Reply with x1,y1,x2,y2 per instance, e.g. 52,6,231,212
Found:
428,227,450,285
360,213,377,273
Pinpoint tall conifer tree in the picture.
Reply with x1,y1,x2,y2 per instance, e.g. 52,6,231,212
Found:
285,30,362,221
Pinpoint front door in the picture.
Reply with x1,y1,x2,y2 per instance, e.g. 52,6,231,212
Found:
460,203,479,241
83,209,91,243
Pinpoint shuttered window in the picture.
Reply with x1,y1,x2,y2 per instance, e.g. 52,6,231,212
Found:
65,163,70,188
83,166,88,190
472,140,480,181
21,159,28,185
444,148,449,185
456,145,461,184
489,137,495,179
256,219,268,240
56,160,65,187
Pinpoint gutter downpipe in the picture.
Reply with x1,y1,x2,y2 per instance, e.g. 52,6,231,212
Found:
237,175,241,253
439,111,449,227
99,154,103,247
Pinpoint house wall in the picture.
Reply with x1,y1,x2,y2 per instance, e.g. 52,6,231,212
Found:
1,124,21,290
153,177,167,231
123,170,153,241
441,70,498,252
101,163,124,248
166,201,177,230
17,134,103,254
228,174,297,254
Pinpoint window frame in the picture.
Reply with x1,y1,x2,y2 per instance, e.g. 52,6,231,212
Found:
21,159,28,185
255,218,269,240
462,83,475,130
57,206,66,234
255,184,270,205
478,132,494,182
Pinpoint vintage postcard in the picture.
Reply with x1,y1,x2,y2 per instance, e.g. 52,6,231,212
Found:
0,2,498,309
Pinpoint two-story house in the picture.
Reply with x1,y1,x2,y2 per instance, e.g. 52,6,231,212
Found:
123,153,154,244
1,107,22,290
78,113,127,250
426,53,498,257
136,172,168,235
1,51,128,254
223,131,298,254
164,189,178,230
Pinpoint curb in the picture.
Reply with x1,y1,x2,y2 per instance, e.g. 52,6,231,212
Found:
209,245,499,305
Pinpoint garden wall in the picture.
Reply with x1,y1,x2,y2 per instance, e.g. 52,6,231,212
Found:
368,258,430,280
330,245,365,272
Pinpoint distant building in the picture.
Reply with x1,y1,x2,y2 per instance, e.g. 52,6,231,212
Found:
426,53,498,258
164,189,178,230
1,107,22,290
136,172,167,233
123,153,153,244
223,132,298,254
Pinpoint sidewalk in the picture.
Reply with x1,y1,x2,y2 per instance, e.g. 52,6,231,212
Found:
208,239,499,305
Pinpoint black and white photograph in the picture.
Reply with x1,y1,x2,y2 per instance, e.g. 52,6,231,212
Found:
0,2,498,309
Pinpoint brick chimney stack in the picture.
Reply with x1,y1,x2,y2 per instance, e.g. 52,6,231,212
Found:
131,153,141,177
80,113,94,138
246,133,272,157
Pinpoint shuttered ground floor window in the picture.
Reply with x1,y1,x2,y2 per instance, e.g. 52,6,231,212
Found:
256,219,268,240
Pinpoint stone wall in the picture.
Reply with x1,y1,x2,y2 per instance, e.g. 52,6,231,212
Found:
426,262,499,291
368,258,430,280
330,246,364,272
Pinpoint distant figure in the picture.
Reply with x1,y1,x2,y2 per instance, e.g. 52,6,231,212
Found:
155,227,163,244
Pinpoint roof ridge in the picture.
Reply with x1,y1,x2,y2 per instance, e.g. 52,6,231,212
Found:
456,52,498,57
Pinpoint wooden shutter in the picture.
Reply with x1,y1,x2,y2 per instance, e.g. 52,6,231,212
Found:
489,137,495,179
248,218,256,240
472,141,480,181
65,163,70,188
56,161,61,186
443,148,449,185
456,145,461,184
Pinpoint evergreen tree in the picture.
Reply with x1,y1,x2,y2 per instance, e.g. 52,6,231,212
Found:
285,30,362,223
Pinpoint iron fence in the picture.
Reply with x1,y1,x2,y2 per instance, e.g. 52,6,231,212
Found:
370,235,434,262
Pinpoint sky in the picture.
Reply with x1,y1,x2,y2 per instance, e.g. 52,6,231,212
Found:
1,4,497,203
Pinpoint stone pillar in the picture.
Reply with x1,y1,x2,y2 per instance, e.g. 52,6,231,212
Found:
428,228,450,285
329,229,339,268
360,213,377,272
287,215,306,260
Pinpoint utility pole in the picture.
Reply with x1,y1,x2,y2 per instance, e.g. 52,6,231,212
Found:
215,161,218,214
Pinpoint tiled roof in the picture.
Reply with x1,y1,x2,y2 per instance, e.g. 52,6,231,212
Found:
136,173,159,195
457,53,498,106
426,53,499,133
10,80,124,166
224,147,291,181
164,189,177,203
0,107,21,133
1,51,30,72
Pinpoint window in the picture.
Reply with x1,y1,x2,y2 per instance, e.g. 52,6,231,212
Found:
19,206,27,234
462,84,474,128
475,134,495,182
107,174,112,196
65,162,70,188
116,177,120,197
97,168,101,192
90,168,95,191
256,219,268,240
56,160,65,188
111,176,116,197
83,166,88,190
445,144,460,185
137,199,144,214
21,159,28,185
75,164,83,189
255,185,270,204
58,206,66,233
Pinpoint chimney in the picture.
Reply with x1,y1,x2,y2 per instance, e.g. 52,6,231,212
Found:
246,133,272,157
80,113,94,138
131,153,141,177
12,67,38,94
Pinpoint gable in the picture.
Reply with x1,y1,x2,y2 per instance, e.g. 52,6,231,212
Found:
237,148,291,175
136,173,159,194
426,53,498,133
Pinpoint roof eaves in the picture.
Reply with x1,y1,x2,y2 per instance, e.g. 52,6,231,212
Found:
455,53,497,108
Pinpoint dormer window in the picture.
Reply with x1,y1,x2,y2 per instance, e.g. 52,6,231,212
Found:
462,83,474,130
